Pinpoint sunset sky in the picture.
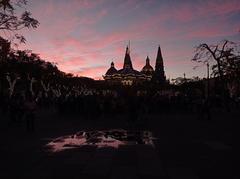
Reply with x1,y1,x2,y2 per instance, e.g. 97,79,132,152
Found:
19,0,240,80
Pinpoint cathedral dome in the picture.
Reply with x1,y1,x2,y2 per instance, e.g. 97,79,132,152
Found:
105,62,117,75
141,56,154,74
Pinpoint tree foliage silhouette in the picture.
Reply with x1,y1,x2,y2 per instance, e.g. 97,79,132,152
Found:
0,0,39,43
192,40,239,81
192,40,240,101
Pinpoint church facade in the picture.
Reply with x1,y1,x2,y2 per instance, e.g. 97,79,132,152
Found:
103,45,166,85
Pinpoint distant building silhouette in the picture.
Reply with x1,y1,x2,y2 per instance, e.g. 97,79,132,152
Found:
103,45,166,85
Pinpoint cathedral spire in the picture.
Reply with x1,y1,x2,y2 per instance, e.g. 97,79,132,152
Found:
146,56,150,66
155,45,163,69
153,45,166,83
111,61,114,67
123,45,133,69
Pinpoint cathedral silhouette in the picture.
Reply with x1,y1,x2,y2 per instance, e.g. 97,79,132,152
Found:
104,45,166,85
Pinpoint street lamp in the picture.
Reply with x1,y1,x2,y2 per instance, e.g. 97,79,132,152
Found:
207,63,210,99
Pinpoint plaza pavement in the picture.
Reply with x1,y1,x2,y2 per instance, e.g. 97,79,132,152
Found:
0,110,234,179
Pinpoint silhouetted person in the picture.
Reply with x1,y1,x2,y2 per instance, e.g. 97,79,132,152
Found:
24,94,37,132
127,97,138,128
8,94,24,123
139,100,149,122
202,99,211,120
9,95,18,123
0,92,8,117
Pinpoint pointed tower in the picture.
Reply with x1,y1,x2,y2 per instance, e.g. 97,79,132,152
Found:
123,46,133,70
146,56,150,66
153,45,166,83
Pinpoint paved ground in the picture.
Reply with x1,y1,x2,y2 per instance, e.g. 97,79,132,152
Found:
0,110,234,179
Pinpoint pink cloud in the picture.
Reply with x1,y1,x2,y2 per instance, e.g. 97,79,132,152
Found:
168,0,240,23
73,65,107,79
17,0,240,79
200,0,240,17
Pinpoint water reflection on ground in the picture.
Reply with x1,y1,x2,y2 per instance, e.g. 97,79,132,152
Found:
46,129,156,152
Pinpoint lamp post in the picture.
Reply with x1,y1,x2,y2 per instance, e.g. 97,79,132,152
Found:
207,63,210,99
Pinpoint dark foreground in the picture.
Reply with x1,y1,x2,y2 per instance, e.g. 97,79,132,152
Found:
0,110,234,179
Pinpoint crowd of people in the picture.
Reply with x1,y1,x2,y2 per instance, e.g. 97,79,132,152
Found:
0,79,195,120
1,82,185,119
1,76,239,131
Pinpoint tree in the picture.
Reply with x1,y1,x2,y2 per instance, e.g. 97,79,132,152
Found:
219,44,240,79
192,40,240,105
192,40,239,84
193,40,227,80
0,0,39,44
